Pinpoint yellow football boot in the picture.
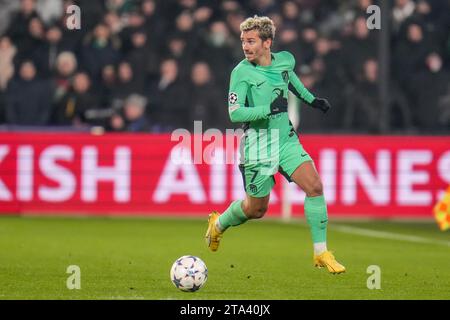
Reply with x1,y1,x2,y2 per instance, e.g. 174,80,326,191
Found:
205,211,223,252
314,251,346,274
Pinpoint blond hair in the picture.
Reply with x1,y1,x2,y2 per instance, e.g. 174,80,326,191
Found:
240,15,276,41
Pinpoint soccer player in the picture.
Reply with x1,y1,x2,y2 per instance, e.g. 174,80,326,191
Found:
205,16,345,274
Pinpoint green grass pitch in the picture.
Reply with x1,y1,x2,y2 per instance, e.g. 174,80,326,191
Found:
0,215,449,300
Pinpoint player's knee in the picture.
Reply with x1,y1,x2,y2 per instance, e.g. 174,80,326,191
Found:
306,179,323,197
253,205,268,219
246,205,268,219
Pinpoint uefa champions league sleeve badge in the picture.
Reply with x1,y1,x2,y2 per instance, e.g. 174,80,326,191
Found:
229,92,238,105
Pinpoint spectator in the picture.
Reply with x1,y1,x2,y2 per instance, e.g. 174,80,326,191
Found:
141,0,164,51
6,60,52,125
197,21,235,92
220,0,241,14
6,0,39,54
392,0,416,33
174,10,196,39
298,26,318,65
345,58,412,133
346,0,374,20
0,0,19,36
410,52,450,131
118,9,146,53
344,58,381,133
123,93,150,132
13,16,46,59
125,29,160,84
278,26,301,63
438,85,450,129
76,0,106,32
98,64,116,108
33,25,67,77
107,112,126,132
312,36,346,119
53,51,77,104
342,15,377,82
164,35,193,79
0,36,17,124
105,0,136,15
52,72,99,127
296,65,340,132
0,36,17,91
104,11,123,36
406,0,450,49
111,61,145,104
281,1,301,28
295,66,323,132
149,58,188,131
250,0,278,16
36,0,63,25
108,96,151,134
394,23,433,96
192,5,214,30
81,23,120,81
188,61,226,130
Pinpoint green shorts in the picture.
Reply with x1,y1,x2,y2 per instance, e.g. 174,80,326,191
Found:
239,133,313,198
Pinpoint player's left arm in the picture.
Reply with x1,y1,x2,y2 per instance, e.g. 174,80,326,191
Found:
286,53,331,114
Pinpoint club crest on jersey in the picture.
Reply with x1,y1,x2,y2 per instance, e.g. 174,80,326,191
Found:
282,71,289,83
229,92,238,104
249,184,258,193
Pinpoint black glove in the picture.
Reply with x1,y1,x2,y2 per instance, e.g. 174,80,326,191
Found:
269,89,288,115
311,98,331,114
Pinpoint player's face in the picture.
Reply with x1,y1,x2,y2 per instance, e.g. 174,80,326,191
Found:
240,30,271,63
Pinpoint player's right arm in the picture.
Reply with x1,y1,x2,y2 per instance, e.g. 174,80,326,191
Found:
228,68,271,123
284,51,331,114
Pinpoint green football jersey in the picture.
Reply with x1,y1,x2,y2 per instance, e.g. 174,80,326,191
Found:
228,51,315,164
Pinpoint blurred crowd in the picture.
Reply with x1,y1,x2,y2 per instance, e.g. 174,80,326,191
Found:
0,0,449,134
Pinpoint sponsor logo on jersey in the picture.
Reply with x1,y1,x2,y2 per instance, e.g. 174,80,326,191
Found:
256,81,266,88
229,104,240,112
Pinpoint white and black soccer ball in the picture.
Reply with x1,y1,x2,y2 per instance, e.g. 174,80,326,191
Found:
170,255,208,292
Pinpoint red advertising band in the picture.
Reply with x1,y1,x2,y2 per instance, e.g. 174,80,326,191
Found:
0,133,448,217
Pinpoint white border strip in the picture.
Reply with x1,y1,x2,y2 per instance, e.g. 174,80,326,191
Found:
331,225,450,248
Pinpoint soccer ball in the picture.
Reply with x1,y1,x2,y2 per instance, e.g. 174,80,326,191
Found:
170,255,208,292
